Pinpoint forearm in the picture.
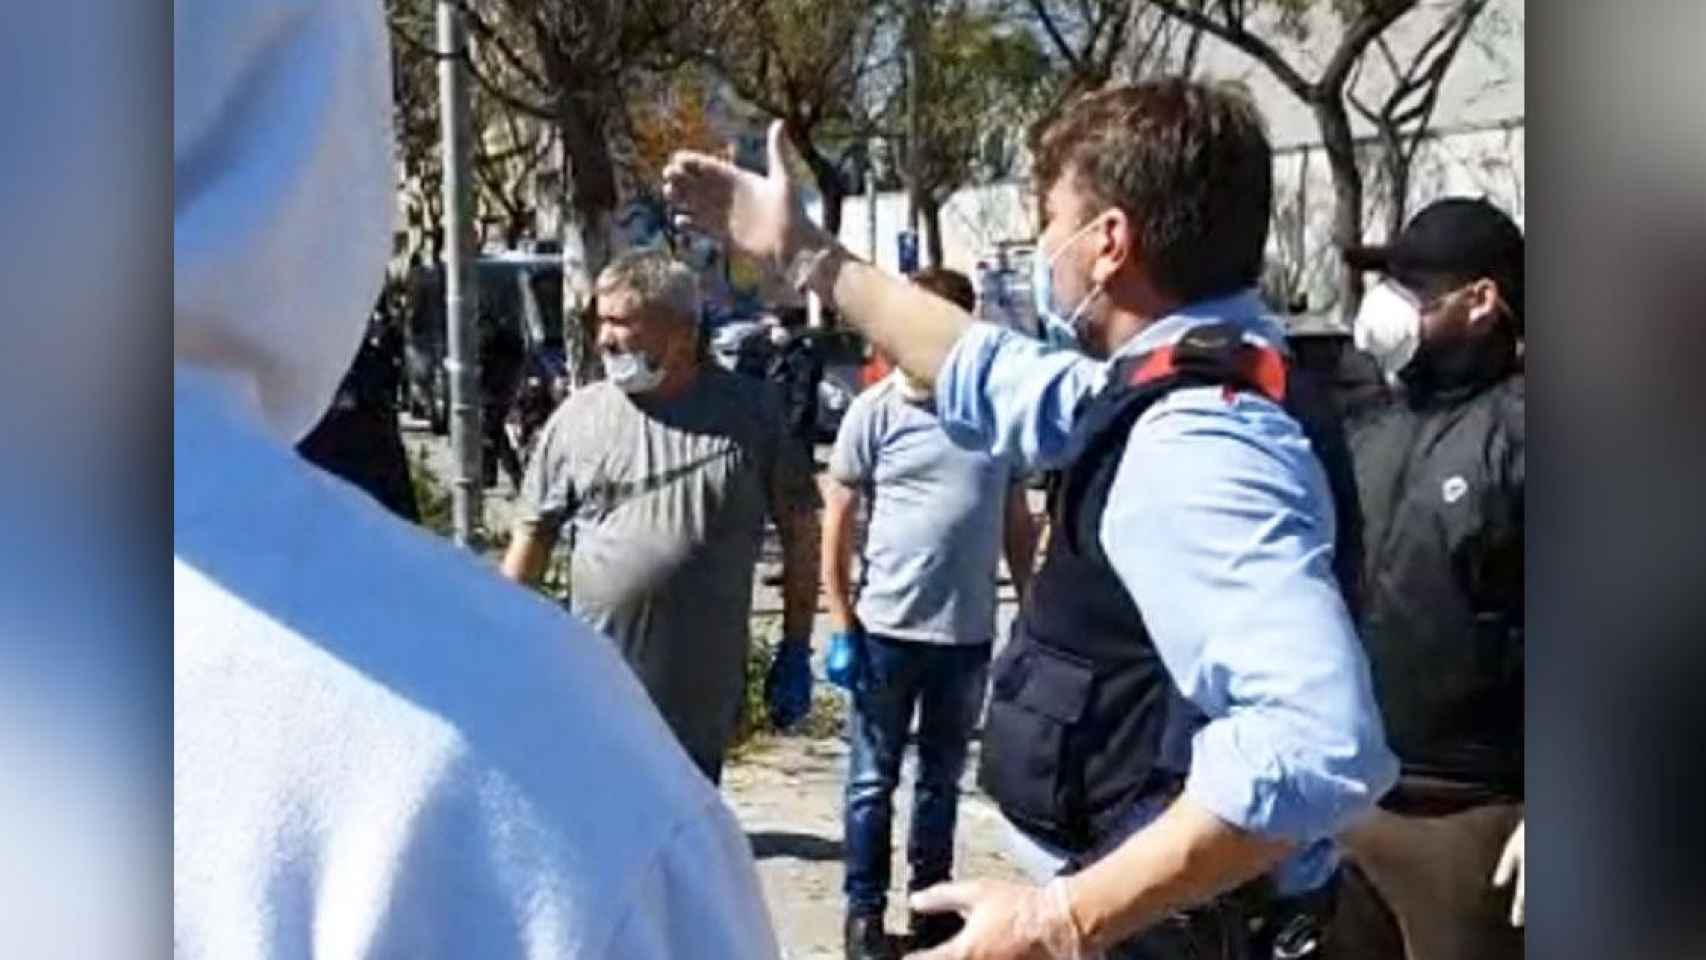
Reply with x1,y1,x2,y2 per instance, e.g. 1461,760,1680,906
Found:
804,242,972,388
1062,795,1292,952
777,505,822,640
500,522,556,584
821,490,859,631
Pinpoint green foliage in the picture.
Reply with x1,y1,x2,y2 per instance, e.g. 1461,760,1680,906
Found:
896,9,1052,200
729,615,848,757
408,446,454,539
692,0,890,190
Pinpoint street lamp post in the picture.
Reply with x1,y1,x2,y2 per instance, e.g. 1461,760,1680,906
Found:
437,0,482,547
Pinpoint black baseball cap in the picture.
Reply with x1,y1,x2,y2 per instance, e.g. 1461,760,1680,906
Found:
1343,197,1524,324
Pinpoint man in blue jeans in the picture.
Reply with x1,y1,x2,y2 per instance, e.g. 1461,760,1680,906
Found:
822,268,1039,960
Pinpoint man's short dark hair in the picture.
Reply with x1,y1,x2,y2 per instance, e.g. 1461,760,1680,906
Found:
912,267,976,313
1031,78,1273,305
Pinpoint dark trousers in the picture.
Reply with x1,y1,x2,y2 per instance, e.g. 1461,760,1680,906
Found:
1107,901,1252,960
1038,790,1335,960
843,634,991,916
1323,778,1523,960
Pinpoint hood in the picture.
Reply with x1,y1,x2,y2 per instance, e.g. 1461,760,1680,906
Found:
173,0,394,442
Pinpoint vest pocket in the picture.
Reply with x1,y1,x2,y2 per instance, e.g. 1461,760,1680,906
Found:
978,640,1096,840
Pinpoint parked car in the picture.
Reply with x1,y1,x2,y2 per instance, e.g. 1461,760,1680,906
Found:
402,252,566,438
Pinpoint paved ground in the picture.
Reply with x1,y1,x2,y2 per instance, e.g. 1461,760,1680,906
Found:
723,734,1032,959
402,420,1047,957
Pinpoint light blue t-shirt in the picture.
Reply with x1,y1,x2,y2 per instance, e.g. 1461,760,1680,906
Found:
829,376,1016,645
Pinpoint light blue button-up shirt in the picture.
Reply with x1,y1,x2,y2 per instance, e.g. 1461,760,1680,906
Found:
936,289,1398,892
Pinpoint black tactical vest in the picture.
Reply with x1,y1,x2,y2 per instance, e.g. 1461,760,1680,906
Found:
978,322,1363,853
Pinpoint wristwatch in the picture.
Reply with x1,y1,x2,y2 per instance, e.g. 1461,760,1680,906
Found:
785,241,839,295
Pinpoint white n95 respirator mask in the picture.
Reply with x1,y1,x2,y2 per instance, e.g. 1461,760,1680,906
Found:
1353,280,1423,382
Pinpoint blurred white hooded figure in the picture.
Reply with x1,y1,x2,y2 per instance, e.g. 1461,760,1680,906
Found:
172,2,781,958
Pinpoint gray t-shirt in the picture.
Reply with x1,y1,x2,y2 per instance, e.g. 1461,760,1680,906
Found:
830,377,1015,644
517,369,820,775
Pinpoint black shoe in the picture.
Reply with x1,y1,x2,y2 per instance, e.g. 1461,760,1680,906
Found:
908,910,964,952
845,912,897,960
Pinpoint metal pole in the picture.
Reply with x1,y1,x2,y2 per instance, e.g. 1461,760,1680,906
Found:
906,0,921,237
866,144,879,266
438,0,481,547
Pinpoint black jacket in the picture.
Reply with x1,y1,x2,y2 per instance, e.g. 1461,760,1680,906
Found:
1348,359,1524,799
298,320,421,523
765,336,822,442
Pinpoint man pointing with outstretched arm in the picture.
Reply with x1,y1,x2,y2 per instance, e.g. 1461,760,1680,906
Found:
665,79,1397,960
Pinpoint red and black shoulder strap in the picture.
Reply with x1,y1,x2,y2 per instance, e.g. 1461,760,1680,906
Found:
1121,321,1288,404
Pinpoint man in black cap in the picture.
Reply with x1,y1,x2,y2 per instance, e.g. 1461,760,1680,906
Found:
1325,197,1525,960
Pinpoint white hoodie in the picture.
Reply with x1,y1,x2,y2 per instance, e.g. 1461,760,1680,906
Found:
172,2,780,957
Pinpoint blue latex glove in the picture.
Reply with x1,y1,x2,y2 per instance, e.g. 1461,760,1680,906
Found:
764,637,814,730
825,628,862,691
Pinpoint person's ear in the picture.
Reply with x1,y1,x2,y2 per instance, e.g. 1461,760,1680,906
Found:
1091,208,1133,287
1466,277,1503,327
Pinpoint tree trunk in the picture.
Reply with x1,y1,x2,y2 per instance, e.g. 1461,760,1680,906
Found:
556,90,621,387
1315,97,1367,323
801,147,846,240
1382,135,1409,242
921,194,944,270
505,208,529,249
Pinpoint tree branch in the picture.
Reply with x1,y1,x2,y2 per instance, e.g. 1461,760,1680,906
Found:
1320,1,1414,94
455,0,552,99
388,19,448,64
462,56,556,122
1028,0,1082,69
1374,34,1403,82
1126,9,1171,81
1149,0,1315,100
1095,0,1135,83
1081,2,1109,69
1181,17,1203,75
1346,72,1380,127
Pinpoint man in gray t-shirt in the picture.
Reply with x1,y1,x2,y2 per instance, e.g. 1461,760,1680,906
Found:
502,249,821,785
823,268,1038,959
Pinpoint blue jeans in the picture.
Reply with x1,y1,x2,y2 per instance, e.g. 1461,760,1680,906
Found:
843,633,992,916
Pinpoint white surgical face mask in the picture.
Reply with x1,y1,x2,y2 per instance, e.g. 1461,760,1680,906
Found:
1354,280,1423,383
1032,215,1108,351
604,349,666,393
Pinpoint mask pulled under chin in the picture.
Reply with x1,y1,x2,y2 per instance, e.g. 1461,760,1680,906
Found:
604,351,665,393
1353,281,1422,383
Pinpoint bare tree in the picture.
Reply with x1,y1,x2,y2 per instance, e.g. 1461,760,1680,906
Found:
902,4,1051,265
388,0,691,385
1005,0,1205,109
1147,0,1419,319
1262,148,1314,313
1347,0,1489,240
685,0,892,240
471,105,558,249
389,10,449,265
391,11,564,253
